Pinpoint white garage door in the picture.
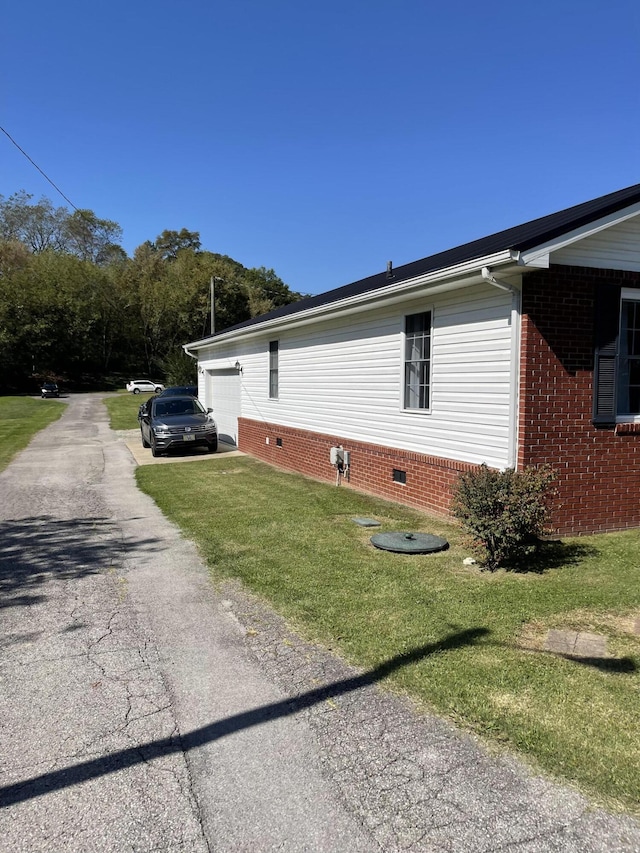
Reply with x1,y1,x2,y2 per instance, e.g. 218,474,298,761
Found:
207,369,241,446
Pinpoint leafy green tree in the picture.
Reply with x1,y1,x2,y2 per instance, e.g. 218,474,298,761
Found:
153,228,201,261
0,239,31,276
0,249,114,382
0,192,124,263
63,209,123,264
0,191,68,253
243,266,303,317
161,347,198,386
123,242,168,373
91,256,140,374
0,191,303,388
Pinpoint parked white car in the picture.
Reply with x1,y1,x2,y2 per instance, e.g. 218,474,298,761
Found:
126,379,165,394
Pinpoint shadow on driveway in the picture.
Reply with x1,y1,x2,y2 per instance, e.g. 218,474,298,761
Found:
0,627,489,806
0,516,163,609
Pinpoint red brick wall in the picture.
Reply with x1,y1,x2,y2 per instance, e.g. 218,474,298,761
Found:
236,264,640,536
238,418,474,517
519,265,640,535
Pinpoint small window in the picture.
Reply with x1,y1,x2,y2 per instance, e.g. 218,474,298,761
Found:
403,311,431,410
617,298,640,416
269,340,279,399
593,286,640,424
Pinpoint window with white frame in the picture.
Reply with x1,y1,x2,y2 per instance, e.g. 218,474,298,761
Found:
403,311,431,410
593,286,640,424
617,294,640,417
269,340,279,399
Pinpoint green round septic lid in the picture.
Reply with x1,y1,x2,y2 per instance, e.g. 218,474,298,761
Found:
370,532,449,554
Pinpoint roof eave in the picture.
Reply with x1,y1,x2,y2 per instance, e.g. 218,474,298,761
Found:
515,200,640,267
184,249,515,351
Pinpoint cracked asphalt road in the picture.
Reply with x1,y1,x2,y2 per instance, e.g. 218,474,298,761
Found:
1,394,639,852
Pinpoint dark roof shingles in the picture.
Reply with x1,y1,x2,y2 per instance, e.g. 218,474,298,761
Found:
218,183,640,336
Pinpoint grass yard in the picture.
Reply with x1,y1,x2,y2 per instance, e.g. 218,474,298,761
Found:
0,396,66,472
134,454,640,815
103,390,151,430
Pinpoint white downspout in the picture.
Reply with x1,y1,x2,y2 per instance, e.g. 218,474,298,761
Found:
481,266,518,294
481,267,522,470
183,345,205,401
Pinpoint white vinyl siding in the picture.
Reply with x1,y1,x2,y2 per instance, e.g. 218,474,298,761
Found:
237,284,516,469
552,216,640,271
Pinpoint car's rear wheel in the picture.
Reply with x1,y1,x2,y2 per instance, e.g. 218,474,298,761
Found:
133,388,140,394
141,427,150,448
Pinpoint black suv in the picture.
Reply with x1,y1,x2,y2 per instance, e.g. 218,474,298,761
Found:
138,395,217,457
158,385,197,397
41,383,60,398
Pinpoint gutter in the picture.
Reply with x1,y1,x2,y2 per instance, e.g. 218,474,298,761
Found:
185,249,516,352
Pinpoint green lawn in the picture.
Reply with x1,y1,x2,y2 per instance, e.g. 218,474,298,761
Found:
133,453,640,815
103,390,153,430
0,396,66,472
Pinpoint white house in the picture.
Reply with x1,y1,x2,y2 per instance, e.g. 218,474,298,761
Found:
184,184,640,535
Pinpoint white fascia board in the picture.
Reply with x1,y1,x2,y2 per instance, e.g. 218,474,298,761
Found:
510,248,549,268
516,202,640,267
184,250,514,351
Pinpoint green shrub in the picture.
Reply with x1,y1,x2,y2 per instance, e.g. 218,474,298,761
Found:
451,464,556,570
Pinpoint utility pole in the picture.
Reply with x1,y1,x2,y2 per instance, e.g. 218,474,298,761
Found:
210,276,215,336
210,276,224,336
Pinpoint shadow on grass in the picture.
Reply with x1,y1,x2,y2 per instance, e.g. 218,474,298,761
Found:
558,654,638,674
0,626,489,807
505,540,600,574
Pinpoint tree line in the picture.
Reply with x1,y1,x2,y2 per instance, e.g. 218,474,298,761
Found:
0,192,303,391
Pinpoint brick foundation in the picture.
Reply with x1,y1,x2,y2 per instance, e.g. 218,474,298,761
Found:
237,265,640,536
238,418,474,517
519,265,640,535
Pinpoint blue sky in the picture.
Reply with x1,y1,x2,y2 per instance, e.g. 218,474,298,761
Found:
2,1,639,295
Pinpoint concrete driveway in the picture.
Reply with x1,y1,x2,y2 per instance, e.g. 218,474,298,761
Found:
120,428,244,465
1,394,639,852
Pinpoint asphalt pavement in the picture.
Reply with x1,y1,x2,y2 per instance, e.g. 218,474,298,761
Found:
1,394,639,852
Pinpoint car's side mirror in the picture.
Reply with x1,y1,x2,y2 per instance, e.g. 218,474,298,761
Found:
207,407,213,413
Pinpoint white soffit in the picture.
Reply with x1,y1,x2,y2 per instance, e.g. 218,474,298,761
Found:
517,201,640,267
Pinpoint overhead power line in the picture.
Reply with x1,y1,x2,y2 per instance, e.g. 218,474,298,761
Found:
0,125,79,211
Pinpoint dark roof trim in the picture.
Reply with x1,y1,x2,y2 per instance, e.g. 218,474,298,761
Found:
200,182,640,341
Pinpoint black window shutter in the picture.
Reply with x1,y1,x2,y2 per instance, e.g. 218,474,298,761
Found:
592,284,621,425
